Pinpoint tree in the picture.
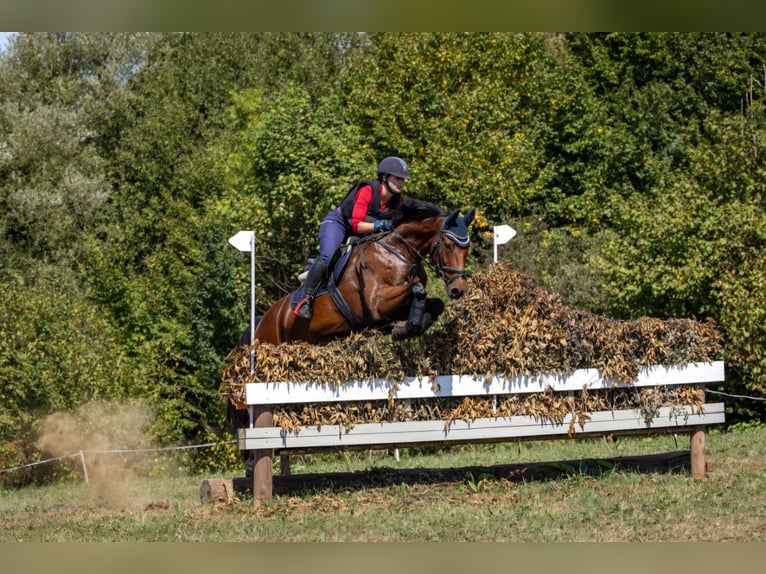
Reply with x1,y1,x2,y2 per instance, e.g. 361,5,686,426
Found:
0,33,153,273
598,108,766,400
91,33,363,447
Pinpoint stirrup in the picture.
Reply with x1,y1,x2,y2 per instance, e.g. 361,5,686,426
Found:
294,297,313,319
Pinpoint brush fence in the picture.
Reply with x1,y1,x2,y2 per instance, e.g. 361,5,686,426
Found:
237,360,725,502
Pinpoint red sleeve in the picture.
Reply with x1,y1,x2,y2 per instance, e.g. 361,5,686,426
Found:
350,184,373,233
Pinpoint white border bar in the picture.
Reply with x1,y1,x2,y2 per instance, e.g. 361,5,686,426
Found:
243,361,724,405
237,403,725,450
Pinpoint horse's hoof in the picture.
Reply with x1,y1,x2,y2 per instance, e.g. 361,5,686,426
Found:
391,325,409,341
391,321,425,341
426,298,445,317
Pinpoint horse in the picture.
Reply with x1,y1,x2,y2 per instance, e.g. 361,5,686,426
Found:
250,198,475,345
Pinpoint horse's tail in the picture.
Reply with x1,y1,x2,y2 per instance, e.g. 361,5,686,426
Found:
237,315,264,346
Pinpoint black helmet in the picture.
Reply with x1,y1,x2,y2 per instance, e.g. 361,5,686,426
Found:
377,156,409,180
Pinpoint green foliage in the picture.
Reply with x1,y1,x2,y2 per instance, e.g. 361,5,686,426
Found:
190,431,242,474
216,84,372,303
340,33,551,217
0,270,140,470
597,108,766,398
0,33,140,272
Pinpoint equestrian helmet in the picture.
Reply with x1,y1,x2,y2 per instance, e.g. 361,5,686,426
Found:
377,156,410,180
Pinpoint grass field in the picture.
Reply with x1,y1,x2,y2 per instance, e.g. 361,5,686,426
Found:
2,424,765,542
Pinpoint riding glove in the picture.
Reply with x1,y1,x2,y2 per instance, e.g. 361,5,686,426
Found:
374,219,393,232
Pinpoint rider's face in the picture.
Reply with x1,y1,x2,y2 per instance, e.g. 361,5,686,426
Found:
386,175,405,194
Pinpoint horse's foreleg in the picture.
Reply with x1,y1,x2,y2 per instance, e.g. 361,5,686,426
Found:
392,283,430,340
421,297,445,331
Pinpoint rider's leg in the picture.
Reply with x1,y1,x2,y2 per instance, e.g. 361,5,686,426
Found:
294,259,327,319
294,211,346,319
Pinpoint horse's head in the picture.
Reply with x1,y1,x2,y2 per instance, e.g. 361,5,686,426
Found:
433,207,475,299
391,199,475,298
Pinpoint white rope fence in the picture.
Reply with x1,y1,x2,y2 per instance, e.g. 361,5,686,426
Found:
704,388,766,402
0,440,236,482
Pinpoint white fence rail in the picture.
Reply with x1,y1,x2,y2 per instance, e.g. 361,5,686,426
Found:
243,361,724,405
238,403,725,451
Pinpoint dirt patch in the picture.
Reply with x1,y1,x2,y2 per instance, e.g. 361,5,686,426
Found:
37,401,154,507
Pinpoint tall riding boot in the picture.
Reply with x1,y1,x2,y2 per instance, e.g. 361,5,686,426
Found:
294,260,328,319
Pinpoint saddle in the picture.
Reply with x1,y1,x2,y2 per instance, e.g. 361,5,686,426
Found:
290,237,365,329
296,237,358,285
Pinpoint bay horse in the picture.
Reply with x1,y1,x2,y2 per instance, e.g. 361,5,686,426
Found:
251,198,475,345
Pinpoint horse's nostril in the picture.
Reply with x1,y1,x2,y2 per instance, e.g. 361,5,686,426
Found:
449,288,464,299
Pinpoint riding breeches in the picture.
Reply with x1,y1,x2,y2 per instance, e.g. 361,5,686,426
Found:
317,208,350,265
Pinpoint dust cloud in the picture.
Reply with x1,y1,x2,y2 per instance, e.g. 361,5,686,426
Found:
37,401,154,507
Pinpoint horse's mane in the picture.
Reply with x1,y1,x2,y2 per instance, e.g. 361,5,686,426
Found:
394,198,445,225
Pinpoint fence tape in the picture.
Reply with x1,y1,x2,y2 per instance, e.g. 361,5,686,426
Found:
705,388,766,402
0,439,235,475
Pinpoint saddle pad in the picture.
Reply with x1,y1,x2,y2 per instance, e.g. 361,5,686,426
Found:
289,245,354,311
289,282,328,310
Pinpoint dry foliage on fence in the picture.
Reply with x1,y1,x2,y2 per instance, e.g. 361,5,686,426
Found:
220,263,722,430
268,385,705,437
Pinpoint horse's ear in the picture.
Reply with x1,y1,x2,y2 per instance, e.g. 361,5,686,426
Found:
444,209,459,227
463,208,476,228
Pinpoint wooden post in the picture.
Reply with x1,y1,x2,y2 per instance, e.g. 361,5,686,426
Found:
253,405,273,504
690,425,706,479
690,383,707,479
280,454,291,476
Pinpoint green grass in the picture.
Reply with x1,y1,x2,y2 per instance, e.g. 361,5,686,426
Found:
2,425,765,541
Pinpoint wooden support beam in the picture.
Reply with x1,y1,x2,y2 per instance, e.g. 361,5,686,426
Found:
690,383,708,480
252,405,273,504
690,425,706,479
280,454,291,476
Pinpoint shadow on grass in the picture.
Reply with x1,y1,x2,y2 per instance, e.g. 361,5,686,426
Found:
232,450,692,496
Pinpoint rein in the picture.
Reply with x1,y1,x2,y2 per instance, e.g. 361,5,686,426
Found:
372,233,422,282
384,224,467,285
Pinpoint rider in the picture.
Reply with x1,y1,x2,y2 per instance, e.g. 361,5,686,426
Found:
293,156,410,320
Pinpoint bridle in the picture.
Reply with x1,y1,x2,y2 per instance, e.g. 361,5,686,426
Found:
431,227,469,286
375,218,469,286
